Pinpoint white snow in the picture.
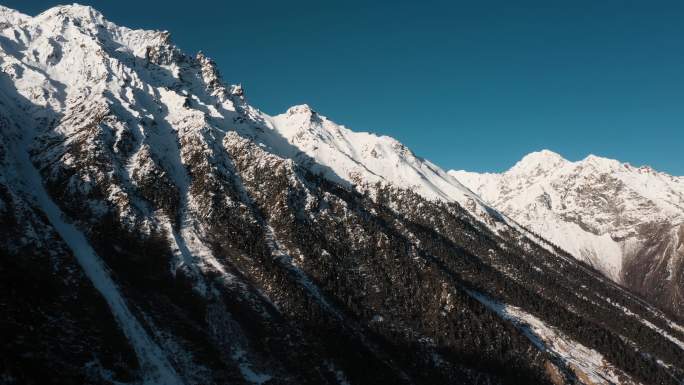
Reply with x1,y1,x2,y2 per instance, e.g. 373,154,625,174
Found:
0,1,525,256
267,105,476,203
264,104,512,234
0,5,29,26
469,291,641,385
451,150,684,282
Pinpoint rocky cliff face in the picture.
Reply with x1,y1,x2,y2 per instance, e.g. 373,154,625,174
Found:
1,5,683,385
451,150,684,316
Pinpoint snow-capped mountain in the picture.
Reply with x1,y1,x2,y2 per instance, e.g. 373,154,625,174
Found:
265,104,504,223
268,105,473,202
451,150,684,315
1,5,684,385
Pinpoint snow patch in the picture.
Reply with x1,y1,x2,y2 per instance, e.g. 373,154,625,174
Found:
469,291,640,385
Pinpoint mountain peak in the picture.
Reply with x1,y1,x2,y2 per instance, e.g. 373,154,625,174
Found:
523,149,565,161
580,153,622,171
509,149,568,174
36,3,106,25
285,104,317,117
0,5,29,25
583,153,608,162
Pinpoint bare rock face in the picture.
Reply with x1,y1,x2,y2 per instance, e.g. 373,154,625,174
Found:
623,222,684,313
451,150,684,316
1,5,684,385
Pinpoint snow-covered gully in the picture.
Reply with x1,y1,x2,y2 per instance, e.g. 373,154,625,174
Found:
10,141,183,385
467,290,641,385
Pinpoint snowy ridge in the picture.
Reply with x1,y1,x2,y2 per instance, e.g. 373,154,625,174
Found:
264,104,509,231
268,104,474,202
450,150,684,284
0,1,511,238
0,1,243,277
0,5,29,27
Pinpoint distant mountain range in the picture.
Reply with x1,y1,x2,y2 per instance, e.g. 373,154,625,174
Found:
1,5,682,385
451,150,684,316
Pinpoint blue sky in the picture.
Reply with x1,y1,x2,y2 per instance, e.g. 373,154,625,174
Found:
7,1,684,175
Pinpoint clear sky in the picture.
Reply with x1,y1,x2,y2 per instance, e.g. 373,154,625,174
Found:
6,1,684,175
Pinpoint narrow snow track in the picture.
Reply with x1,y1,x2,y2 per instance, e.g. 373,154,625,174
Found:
467,290,641,385
10,141,184,385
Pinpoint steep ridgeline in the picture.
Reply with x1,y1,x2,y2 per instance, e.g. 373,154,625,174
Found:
1,5,683,385
266,104,486,208
451,150,684,318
